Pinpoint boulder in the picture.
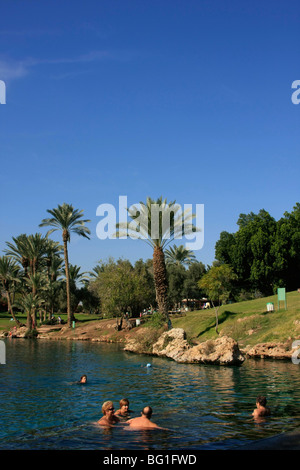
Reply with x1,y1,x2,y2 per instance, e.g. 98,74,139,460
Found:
152,329,244,365
124,327,244,365
246,342,293,360
152,328,190,361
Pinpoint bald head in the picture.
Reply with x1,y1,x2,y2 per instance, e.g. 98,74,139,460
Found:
142,406,153,419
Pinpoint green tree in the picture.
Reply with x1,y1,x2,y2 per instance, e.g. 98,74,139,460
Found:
198,264,237,334
115,196,198,322
40,203,91,327
5,234,31,276
15,292,44,331
0,256,21,326
91,258,153,327
182,261,207,308
215,209,278,295
165,244,196,267
167,263,186,309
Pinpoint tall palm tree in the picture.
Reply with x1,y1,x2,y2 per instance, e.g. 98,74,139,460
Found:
0,256,21,326
5,233,51,278
39,203,91,327
115,196,197,321
165,244,196,267
5,234,31,276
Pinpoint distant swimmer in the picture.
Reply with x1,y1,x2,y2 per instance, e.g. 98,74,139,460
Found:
126,406,162,429
252,395,271,420
115,398,133,418
98,401,120,427
78,375,87,384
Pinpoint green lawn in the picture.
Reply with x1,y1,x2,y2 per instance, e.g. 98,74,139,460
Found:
0,311,100,331
171,290,300,347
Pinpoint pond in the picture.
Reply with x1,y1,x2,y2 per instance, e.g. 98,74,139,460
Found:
1,338,300,450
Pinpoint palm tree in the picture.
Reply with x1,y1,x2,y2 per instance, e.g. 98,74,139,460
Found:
15,292,44,331
89,264,105,279
0,256,21,326
5,233,52,278
23,272,48,325
115,196,197,321
39,203,91,327
5,234,31,276
165,244,196,267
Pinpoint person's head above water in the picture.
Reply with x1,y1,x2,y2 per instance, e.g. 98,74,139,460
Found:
102,401,115,415
79,375,87,383
142,406,153,419
256,395,267,407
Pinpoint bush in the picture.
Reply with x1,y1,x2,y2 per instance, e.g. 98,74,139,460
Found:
146,312,166,329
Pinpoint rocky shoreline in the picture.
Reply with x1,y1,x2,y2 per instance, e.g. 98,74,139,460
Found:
1,319,299,364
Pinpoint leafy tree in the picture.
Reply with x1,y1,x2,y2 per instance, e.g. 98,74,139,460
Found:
182,261,207,307
274,203,300,290
40,203,91,327
215,209,278,295
90,258,154,324
198,264,237,334
167,263,186,308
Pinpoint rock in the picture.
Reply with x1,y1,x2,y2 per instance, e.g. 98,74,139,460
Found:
133,327,245,366
152,328,190,360
246,342,293,360
180,335,245,365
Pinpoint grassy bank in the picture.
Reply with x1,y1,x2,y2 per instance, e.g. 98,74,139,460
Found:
1,291,300,348
0,312,99,331
171,290,300,348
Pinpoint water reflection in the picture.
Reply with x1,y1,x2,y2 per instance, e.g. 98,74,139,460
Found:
1,340,300,449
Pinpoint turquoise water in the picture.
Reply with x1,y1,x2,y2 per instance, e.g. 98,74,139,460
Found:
1,338,300,450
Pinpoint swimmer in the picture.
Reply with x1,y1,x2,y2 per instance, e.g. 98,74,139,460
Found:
78,375,87,384
252,395,271,420
98,401,120,427
126,406,162,429
115,398,133,418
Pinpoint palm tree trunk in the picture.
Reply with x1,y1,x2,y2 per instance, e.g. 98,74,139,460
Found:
5,290,21,327
152,246,169,321
63,237,75,327
26,309,33,330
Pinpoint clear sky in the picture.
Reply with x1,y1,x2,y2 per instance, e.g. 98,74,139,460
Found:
0,0,299,274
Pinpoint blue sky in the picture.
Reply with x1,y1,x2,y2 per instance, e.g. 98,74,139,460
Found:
0,0,299,274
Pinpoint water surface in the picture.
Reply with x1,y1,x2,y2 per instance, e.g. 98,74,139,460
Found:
1,339,300,450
